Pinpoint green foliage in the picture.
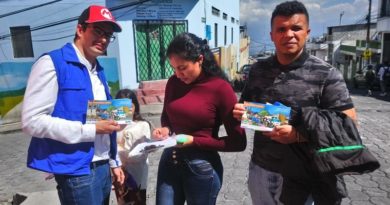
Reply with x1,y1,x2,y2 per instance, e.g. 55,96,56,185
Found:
108,81,120,98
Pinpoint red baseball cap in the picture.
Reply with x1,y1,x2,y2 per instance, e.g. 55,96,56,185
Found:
78,5,122,32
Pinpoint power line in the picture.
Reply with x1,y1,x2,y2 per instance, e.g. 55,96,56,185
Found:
0,0,152,40
33,34,74,42
0,0,62,18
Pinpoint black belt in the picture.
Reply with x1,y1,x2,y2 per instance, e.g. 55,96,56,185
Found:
90,160,109,169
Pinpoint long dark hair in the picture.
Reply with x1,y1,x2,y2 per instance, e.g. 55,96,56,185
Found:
115,89,144,121
166,32,227,81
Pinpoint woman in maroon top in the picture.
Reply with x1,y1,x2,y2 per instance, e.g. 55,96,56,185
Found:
152,32,246,205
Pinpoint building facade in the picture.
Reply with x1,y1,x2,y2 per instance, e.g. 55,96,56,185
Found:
377,0,390,63
326,23,379,81
0,0,244,131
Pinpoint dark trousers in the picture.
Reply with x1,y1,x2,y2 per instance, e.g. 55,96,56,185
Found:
280,174,346,205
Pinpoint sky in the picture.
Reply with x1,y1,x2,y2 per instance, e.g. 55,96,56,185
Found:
240,0,379,55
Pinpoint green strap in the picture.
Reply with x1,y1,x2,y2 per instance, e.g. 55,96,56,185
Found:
317,145,364,153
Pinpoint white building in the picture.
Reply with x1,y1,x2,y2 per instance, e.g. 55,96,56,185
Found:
0,0,242,130
325,23,379,81
377,0,390,63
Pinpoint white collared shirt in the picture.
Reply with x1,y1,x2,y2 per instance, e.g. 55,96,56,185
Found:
22,43,117,166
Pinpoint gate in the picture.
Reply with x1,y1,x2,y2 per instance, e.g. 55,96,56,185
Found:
134,20,187,81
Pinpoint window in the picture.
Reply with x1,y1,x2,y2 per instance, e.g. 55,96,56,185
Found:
231,27,234,43
212,7,220,16
10,26,33,58
214,23,218,47
133,20,188,81
223,13,227,20
380,0,390,17
231,17,235,23
206,25,212,40
224,26,227,45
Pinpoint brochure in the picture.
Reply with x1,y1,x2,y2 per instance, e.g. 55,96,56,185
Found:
241,101,291,131
129,136,177,157
86,99,133,124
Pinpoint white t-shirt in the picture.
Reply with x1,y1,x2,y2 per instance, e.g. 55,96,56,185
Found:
117,120,151,189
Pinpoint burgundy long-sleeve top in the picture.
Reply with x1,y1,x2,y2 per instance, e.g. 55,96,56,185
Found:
161,73,246,152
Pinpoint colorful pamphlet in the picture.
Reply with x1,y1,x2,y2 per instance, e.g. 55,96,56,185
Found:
241,101,291,131
86,99,133,124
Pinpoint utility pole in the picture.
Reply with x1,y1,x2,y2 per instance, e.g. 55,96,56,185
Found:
365,0,372,64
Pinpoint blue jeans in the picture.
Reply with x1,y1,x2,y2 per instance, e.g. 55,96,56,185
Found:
54,160,112,205
156,148,223,205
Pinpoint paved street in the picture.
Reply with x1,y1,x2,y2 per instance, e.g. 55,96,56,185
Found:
0,88,389,205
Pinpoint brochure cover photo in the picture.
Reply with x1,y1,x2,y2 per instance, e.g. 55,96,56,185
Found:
86,99,133,124
241,101,291,131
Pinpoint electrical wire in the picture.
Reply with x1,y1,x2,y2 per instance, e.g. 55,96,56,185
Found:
0,0,152,40
33,34,74,42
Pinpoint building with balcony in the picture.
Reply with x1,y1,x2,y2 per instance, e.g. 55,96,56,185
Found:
306,36,328,62
326,23,379,81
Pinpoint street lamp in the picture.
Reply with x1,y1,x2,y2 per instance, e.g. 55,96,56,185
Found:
339,11,345,25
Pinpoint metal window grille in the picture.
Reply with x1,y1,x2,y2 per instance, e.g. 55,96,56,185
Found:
134,20,187,81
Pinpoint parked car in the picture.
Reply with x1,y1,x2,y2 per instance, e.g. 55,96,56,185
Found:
233,64,251,91
352,65,379,89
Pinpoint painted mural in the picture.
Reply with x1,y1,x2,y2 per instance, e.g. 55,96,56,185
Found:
99,58,121,97
0,62,32,126
0,58,120,127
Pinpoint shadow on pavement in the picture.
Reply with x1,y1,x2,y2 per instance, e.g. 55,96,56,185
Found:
347,85,390,102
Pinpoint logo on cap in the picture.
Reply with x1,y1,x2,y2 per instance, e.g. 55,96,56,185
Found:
78,5,122,32
101,8,113,20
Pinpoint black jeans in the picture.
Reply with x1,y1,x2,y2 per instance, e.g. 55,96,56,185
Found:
280,173,346,205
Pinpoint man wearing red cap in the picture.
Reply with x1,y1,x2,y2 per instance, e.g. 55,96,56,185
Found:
22,5,124,205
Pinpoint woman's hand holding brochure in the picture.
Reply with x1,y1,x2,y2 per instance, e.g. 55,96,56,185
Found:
130,132,195,157
129,137,177,157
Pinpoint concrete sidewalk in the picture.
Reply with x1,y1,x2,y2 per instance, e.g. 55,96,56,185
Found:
0,103,164,205
1,91,390,204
